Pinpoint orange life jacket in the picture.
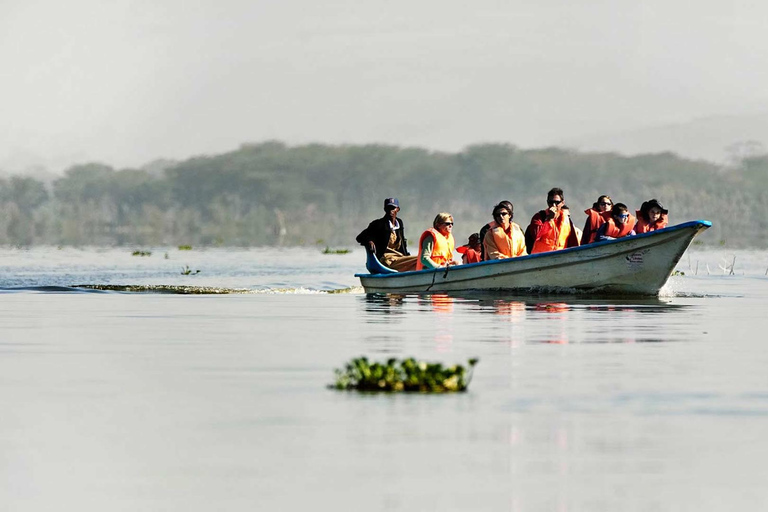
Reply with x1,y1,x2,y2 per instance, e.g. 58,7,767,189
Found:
635,211,668,234
457,245,481,264
485,220,527,259
416,228,455,270
531,212,573,254
602,214,637,238
583,208,612,244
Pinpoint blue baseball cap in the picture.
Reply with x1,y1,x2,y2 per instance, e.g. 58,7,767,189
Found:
384,198,400,208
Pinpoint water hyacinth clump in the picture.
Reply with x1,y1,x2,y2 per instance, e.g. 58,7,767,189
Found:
322,247,351,254
332,357,478,393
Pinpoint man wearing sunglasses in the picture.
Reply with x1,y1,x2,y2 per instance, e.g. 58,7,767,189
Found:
483,202,527,260
524,187,581,254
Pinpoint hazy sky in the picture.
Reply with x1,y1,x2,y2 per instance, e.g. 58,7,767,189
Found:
3,0,768,171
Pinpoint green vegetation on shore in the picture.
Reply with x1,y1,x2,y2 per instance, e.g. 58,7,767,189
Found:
1,141,766,247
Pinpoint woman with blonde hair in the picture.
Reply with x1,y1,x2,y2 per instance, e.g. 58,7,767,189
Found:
416,213,459,270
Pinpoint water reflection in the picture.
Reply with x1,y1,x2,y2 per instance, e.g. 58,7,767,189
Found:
477,299,526,319
363,293,406,322
532,302,570,344
421,294,454,352
359,292,692,345
423,294,454,314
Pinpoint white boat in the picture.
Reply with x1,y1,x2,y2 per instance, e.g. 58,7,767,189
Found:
356,220,711,295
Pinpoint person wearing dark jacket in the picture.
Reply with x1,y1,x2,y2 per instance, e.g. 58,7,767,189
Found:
355,198,417,272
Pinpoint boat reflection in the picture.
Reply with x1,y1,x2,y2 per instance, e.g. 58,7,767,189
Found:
485,299,527,319
362,293,406,319
359,291,688,344
532,302,570,344
423,293,454,314
421,294,454,352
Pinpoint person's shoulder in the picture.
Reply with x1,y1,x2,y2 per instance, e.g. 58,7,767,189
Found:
369,216,388,227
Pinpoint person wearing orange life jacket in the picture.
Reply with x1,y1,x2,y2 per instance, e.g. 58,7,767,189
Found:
635,199,669,234
595,203,636,241
561,205,583,242
483,202,527,260
581,195,613,244
524,187,580,254
416,212,460,270
457,233,482,264
478,200,513,261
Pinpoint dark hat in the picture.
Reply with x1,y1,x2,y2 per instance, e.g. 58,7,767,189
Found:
384,197,400,208
644,199,668,215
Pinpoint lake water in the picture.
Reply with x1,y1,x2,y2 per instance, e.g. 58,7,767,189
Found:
1,246,767,511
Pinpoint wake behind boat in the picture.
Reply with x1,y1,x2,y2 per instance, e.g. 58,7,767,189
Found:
356,220,711,295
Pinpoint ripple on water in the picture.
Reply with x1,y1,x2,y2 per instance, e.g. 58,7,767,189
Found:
61,284,364,294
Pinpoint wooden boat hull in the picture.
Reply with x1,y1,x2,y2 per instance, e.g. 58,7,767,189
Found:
356,220,711,295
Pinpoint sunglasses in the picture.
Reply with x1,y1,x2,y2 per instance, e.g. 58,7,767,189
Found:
599,202,612,206
443,222,454,226
618,214,629,219
498,211,511,217
547,200,563,206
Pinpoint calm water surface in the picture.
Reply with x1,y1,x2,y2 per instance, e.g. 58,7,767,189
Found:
1,247,767,511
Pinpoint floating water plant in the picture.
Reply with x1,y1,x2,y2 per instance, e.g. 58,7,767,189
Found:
178,245,193,250
73,284,249,294
332,357,478,393
181,265,201,275
322,247,351,254
132,250,152,257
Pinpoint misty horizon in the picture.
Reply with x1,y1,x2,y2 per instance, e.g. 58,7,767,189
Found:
3,0,768,173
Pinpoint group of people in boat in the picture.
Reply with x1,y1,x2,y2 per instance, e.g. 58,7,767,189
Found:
355,190,669,272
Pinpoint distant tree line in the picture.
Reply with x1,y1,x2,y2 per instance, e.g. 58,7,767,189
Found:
1,141,766,247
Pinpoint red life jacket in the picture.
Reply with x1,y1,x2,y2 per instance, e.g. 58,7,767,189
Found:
583,208,612,244
635,211,668,233
602,214,637,238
